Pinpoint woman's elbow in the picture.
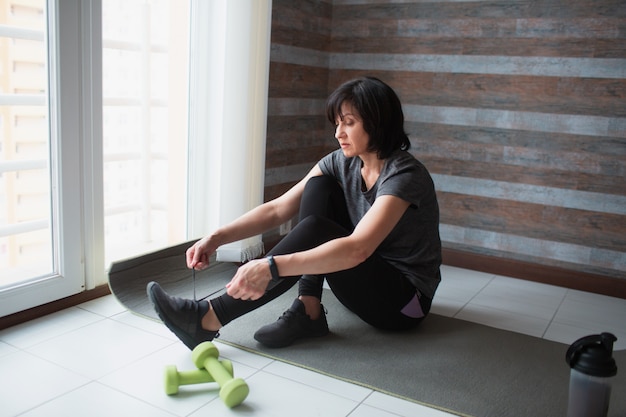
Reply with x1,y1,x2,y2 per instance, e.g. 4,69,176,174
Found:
348,244,373,267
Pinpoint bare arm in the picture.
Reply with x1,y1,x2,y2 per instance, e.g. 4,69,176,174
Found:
225,193,411,300
276,194,410,275
186,164,324,269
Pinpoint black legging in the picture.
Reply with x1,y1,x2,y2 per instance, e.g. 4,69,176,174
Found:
211,175,430,331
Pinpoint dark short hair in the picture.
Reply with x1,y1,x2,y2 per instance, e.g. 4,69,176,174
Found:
326,77,410,159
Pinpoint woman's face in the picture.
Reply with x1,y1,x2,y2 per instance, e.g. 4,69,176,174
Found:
334,102,371,158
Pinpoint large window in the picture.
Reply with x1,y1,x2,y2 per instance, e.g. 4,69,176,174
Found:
0,0,190,316
0,0,52,289
0,0,270,317
0,0,88,316
102,0,189,265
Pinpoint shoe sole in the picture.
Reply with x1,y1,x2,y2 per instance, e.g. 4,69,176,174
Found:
254,322,330,349
254,327,329,348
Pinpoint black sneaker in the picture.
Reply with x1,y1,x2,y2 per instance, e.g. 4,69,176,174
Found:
254,298,329,348
146,281,219,350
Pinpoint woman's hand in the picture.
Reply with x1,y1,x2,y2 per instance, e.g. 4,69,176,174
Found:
225,259,272,301
186,236,219,270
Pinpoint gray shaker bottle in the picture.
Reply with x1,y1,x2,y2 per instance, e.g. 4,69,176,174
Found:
565,332,618,417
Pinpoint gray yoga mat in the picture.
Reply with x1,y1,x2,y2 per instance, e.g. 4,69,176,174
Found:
109,243,626,417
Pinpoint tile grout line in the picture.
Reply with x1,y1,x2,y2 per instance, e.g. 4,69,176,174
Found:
452,274,497,319
540,287,570,340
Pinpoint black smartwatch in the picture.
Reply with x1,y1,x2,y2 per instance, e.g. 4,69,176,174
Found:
266,255,280,281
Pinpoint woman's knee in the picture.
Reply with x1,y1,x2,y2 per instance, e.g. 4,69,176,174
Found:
304,175,341,194
270,215,348,256
300,176,351,229
293,215,348,243
301,176,342,207
297,214,331,230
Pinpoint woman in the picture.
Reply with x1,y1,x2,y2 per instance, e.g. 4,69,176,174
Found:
147,76,441,349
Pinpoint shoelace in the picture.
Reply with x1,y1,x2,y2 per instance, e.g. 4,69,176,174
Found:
279,309,297,320
191,269,221,340
279,305,328,322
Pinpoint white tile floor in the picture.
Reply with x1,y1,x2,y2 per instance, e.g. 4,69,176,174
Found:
1,265,625,417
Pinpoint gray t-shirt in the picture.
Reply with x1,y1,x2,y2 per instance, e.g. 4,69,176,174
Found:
319,149,441,298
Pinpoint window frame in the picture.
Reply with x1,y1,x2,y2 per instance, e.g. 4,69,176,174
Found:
0,0,272,316
0,0,102,316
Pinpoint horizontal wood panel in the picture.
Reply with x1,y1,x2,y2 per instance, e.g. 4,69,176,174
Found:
265,129,334,151
272,5,331,33
441,224,625,276
268,63,330,98
444,239,624,280
433,173,625,216
412,135,626,178
328,54,626,79
438,192,626,251
407,123,626,157
333,1,626,20
331,70,626,117
271,0,332,51
422,156,624,197
265,162,312,188
272,27,331,51
265,115,328,135
271,0,331,50
332,18,625,40
264,182,298,202
331,37,626,58
267,0,626,292
273,0,332,18
404,105,625,139
265,145,333,169
266,0,333,208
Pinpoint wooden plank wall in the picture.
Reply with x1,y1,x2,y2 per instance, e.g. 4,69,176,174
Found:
265,0,335,205
266,0,626,296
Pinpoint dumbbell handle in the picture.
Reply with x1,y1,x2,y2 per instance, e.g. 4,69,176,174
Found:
165,365,211,395
176,368,213,385
182,359,233,383
191,342,249,407
164,360,233,395
201,355,233,386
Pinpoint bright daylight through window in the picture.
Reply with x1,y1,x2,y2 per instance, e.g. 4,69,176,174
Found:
1,0,189,293
102,0,189,266
0,0,51,288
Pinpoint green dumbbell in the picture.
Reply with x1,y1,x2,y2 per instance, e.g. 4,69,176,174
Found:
163,360,234,395
192,342,249,408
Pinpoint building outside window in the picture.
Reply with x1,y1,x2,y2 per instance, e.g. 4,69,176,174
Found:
0,0,188,289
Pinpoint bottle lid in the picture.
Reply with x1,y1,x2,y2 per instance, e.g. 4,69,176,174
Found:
566,332,618,377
